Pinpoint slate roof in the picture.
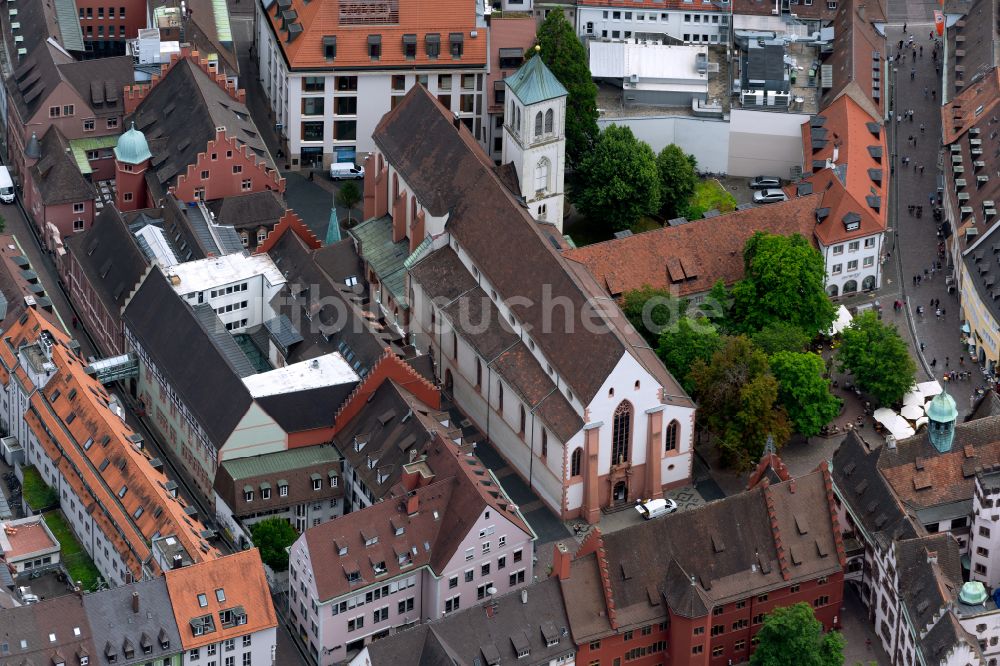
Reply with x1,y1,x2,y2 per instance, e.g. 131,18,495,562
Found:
31,125,97,206
832,431,917,547
302,433,532,602
365,577,573,666
334,380,451,499
0,594,96,666
122,266,254,446
377,86,691,406
819,0,886,121
58,56,134,118
564,194,820,297
64,206,151,316
561,553,613,643
256,382,357,432
896,534,963,636
82,578,182,666
208,190,286,231
945,0,997,96
506,55,568,105
312,239,364,286
129,58,271,189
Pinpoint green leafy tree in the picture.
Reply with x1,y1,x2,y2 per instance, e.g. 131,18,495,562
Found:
249,518,299,572
751,602,845,666
656,317,722,394
656,144,698,219
752,321,812,355
620,286,688,345
837,311,917,406
682,179,737,220
730,232,836,335
770,351,842,437
337,181,363,226
532,13,599,167
574,125,661,231
689,336,790,469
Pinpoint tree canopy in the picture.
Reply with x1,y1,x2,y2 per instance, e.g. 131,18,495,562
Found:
751,321,812,355
656,144,698,219
750,603,845,666
249,518,299,572
533,13,599,168
770,351,842,437
729,232,836,335
337,181,362,225
620,286,688,345
689,336,790,469
656,317,722,394
574,125,661,230
837,311,917,406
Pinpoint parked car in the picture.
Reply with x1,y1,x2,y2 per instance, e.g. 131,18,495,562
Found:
748,176,781,189
329,162,365,180
753,189,788,204
635,498,678,520
0,166,14,204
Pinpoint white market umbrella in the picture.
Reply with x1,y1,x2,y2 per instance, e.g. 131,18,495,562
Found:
900,403,924,421
887,415,916,439
915,416,929,430
828,305,853,336
873,407,897,426
902,390,925,407
917,380,944,400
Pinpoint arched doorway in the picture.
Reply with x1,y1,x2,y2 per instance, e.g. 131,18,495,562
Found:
843,280,858,294
827,284,839,297
444,369,453,393
613,481,627,503
862,276,876,291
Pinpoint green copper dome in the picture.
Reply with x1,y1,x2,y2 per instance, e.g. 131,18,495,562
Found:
959,581,988,605
114,122,152,165
925,389,958,423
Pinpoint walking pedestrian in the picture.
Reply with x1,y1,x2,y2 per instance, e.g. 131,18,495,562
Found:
932,89,937,100
919,164,925,174
961,356,966,366
923,86,929,98
946,357,950,367
931,358,937,368
909,109,915,121
929,193,936,205
920,123,925,133
903,22,907,32
908,134,914,144
911,67,916,80
920,342,926,351
929,31,934,39
919,44,923,57
936,309,942,319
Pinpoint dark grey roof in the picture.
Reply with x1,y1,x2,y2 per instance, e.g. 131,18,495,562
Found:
743,42,789,93
266,221,397,368
256,382,357,432
366,577,572,666
946,0,997,96
375,87,689,406
208,190,286,231
191,304,257,378
82,578,182,666
967,391,1000,421
64,206,150,316
312,239,364,286
31,125,96,206
123,266,253,447
263,314,303,352
58,56,133,118
895,534,963,638
130,58,273,190
185,202,246,256
832,431,917,547
162,195,208,262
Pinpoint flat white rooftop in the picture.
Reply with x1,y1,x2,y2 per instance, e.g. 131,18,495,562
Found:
590,41,709,84
242,353,360,397
167,253,286,295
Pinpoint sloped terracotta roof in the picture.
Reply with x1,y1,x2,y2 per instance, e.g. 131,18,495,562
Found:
262,0,486,70
564,194,821,297
820,0,886,120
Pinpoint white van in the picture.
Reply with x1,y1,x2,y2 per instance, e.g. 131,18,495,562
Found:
634,498,678,520
0,166,14,204
329,162,365,181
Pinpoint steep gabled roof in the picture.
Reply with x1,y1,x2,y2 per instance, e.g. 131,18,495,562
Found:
506,54,568,105
31,125,97,206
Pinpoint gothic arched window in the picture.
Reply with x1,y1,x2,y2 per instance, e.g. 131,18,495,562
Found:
611,401,633,465
571,448,582,476
534,111,543,136
534,158,550,194
544,108,554,133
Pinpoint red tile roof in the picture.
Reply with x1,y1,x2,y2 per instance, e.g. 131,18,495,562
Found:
1,518,58,559
563,194,821,297
263,0,487,70
820,0,886,120
798,94,887,246
163,549,277,650
0,309,220,580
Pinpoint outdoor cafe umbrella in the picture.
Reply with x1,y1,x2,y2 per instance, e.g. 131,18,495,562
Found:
900,403,925,421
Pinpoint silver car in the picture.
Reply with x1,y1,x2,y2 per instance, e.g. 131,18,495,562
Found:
753,189,788,204
749,176,781,189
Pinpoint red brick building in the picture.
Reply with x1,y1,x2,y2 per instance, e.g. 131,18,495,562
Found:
555,456,846,665
115,51,284,209
75,0,146,55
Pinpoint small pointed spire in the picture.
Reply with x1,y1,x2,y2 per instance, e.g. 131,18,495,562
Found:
25,131,41,160
763,434,776,456
325,206,341,245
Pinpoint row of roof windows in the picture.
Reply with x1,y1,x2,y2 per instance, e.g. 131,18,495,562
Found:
302,32,466,62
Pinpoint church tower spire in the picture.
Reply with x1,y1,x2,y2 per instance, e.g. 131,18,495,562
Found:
501,48,568,231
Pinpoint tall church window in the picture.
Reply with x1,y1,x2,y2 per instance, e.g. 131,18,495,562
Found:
534,111,543,136
570,448,582,476
534,158,550,194
544,109,553,133
665,419,679,452
611,401,633,465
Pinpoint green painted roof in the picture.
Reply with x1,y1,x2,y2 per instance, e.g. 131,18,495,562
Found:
211,0,233,43
506,54,568,106
115,124,153,165
221,446,341,480
926,389,958,423
69,135,120,175
349,215,410,307
53,0,85,52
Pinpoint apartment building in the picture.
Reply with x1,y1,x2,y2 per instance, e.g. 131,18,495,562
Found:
82,578,185,666
576,0,730,45
0,308,221,586
484,18,536,163
361,72,695,522
287,432,535,663
253,0,488,169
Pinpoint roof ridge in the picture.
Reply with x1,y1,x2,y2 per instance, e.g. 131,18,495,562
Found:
256,209,321,255
818,463,849,568
762,484,792,581
123,48,246,115
577,527,618,629
332,349,439,431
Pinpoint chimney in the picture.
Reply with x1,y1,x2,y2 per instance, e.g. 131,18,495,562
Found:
406,492,419,516
132,591,140,613
552,542,572,581
927,550,938,564
453,115,462,131
172,554,183,569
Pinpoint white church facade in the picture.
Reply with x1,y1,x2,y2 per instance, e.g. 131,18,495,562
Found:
357,57,695,522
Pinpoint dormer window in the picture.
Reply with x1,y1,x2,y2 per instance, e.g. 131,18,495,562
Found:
373,560,387,575
323,35,336,60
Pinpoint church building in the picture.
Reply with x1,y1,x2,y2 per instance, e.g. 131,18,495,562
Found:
356,57,695,522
